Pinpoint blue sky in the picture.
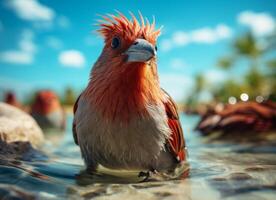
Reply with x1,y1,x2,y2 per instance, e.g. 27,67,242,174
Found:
0,0,275,102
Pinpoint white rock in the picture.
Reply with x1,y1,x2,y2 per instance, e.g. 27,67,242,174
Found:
0,102,44,148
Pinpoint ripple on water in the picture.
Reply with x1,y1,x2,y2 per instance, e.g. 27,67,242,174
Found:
0,115,276,199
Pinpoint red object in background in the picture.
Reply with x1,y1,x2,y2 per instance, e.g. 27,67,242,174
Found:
31,90,60,115
195,101,276,136
4,92,21,108
31,90,65,131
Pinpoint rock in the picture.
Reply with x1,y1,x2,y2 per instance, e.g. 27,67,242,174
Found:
0,102,44,151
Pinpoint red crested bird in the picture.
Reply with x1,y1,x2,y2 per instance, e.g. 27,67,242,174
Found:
31,90,65,131
73,13,187,178
4,92,21,108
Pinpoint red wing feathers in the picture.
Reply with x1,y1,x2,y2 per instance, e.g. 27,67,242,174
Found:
162,89,186,162
72,94,82,145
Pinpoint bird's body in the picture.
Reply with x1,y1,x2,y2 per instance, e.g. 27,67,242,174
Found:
73,13,187,176
75,88,178,171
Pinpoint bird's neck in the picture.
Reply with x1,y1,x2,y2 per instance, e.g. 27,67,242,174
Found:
85,62,163,122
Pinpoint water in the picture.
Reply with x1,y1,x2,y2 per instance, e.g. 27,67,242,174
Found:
0,114,276,199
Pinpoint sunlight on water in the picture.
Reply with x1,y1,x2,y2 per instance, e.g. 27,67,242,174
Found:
0,115,276,199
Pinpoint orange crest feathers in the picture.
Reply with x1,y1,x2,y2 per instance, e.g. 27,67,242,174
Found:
97,12,161,43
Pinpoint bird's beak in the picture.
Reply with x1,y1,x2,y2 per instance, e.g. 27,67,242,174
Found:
124,39,156,62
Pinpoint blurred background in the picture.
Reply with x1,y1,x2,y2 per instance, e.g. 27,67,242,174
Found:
0,0,275,112
0,1,276,199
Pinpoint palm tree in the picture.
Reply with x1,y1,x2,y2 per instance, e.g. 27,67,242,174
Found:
217,32,274,101
234,32,263,59
266,59,276,100
185,74,205,110
63,87,76,106
194,74,205,94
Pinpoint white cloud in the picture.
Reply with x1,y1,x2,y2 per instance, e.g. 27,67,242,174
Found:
204,70,228,86
191,28,217,43
57,15,70,28
20,39,36,53
19,29,36,53
172,31,189,45
0,29,36,65
238,11,275,36
160,24,232,51
6,0,71,30
46,36,63,50
216,24,232,38
170,58,188,70
160,73,194,102
32,15,71,30
192,24,232,43
6,0,55,21
59,50,85,68
0,51,32,64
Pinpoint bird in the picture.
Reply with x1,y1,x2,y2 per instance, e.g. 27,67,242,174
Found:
4,92,21,109
31,90,65,131
73,12,187,178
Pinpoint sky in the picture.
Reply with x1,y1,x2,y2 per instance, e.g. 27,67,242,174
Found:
0,0,275,102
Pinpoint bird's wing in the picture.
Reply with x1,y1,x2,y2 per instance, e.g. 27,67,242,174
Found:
72,93,82,145
162,89,186,162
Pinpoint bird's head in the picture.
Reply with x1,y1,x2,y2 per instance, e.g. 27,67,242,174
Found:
89,12,162,88
97,12,160,67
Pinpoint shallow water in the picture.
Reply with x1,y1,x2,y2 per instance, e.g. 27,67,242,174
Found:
0,115,276,199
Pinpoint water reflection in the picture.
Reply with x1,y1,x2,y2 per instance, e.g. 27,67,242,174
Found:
0,115,275,199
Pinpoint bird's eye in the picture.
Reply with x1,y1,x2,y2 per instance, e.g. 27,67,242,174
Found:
111,37,120,49
155,45,158,51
